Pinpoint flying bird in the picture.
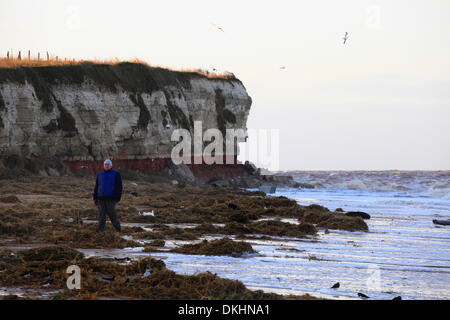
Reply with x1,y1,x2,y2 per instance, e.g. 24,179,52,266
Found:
280,66,286,70
212,23,224,32
343,32,349,44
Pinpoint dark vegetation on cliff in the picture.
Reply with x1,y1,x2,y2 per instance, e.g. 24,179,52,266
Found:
215,88,237,136
0,90,5,128
163,90,191,130
43,97,78,136
0,59,239,87
129,93,152,130
0,61,241,133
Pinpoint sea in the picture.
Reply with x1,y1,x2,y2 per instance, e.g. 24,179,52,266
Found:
148,171,450,300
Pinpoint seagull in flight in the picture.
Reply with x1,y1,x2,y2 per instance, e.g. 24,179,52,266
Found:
212,23,224,32
280,66,286,70
343,32,349,44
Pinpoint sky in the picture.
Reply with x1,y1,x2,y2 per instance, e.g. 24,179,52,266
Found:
1,0,449,170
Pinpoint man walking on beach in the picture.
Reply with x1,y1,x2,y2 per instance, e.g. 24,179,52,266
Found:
93,159,122,232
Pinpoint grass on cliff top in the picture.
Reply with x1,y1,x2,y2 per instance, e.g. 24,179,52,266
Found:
0,57,236,81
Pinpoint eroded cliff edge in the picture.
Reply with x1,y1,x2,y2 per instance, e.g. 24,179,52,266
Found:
0,62,251,161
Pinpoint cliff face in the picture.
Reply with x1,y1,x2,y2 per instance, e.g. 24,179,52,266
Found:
0,63,251,175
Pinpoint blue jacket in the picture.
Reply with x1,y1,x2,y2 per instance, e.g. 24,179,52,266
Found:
93,169,123,202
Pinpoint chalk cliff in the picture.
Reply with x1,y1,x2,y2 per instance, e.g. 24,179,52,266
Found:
0,62,252,175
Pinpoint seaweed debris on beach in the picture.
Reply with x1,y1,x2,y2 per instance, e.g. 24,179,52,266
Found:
0,246,315,300
172,238,255,257
0,174,367,299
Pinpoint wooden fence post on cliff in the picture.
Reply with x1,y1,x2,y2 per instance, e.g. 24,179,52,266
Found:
6,51,9,60
18,51,21,60
47,51,49,61
28,50,30,61
38,52,40,61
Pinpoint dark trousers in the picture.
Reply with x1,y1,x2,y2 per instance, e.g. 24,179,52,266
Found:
97,199,121,232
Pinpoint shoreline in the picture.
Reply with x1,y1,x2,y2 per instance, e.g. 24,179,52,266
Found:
0,173,368,300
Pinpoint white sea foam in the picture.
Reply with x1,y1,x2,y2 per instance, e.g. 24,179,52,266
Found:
278,171,450,200
149,172,450,300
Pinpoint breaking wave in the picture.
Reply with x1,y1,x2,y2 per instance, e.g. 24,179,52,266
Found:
278,171,450,200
